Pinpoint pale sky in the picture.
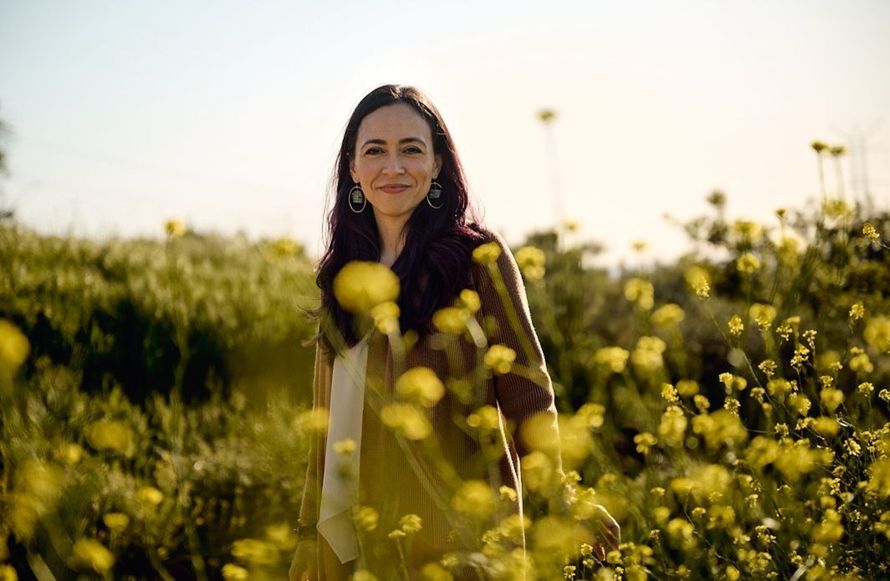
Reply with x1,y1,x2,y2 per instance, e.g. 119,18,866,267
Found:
1,0,888,265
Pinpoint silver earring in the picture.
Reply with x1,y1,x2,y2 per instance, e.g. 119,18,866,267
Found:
426,181,444,209
348,184,366,213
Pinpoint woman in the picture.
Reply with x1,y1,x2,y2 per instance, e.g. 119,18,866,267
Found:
290,85,615,580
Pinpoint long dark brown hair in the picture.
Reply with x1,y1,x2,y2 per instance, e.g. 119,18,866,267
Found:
316,84,491,349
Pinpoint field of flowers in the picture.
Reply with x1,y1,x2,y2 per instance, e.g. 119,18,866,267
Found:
1,145,889,579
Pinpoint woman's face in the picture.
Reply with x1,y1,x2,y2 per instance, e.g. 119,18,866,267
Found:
350,103,442,225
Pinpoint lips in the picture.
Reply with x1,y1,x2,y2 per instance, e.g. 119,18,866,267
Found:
379,184,410,194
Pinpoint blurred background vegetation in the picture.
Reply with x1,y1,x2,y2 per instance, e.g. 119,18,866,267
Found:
1,136,889,579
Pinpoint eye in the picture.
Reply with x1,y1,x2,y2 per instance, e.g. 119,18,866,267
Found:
403,146,424,154
364,146,384,156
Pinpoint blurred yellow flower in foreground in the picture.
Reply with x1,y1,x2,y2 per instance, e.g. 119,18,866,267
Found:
231,538,278,566
134,486,164,507
164,218,186,239
467,405,501,432
652,304,685,327
515,245,546,280
624,278,654,310
736,253,761,274
864,316,890,352
433,307,469,334
84,419,135,457
355,506,379,531
56,442,84,465
594,347,629,374
0,564,17,581
484,344,516,375
69,539,114,575
0,319,30,372
419,562,452,580
370,301,400,335
333,261,400,314
634,432,657,454
684,266,710,299
381,403,432,440
396,367,444,408
221,564,249,580
451,480,496,519
866,458,890,498
459,289,481,313
398,513,423,534
103,512,130,533
749,303,777,329
265,523,297,550
631,336,666,373
472,242,502,265
298,408,330,433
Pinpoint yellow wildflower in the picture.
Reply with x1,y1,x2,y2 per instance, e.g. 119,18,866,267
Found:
0,319,30,374
419,563,453,580
849,350,873,373
268,236,301,258
658,406,687,447
353,572,379,581
811,140,828,153
399,514,423,534
231,539,278,566
333,438,356,455
694,394,710,412
676,379,699,396
84,419,135,457
864,316,890,352
102,512,130,533
594,347,630,374
355,506,379,531
521,451,556,492
381,403,432,440
812,417,840,437
749,303,777,330
432,307,469,334
684,266,710,299
459,289,481,313
370,301,400,335
396,367,445,408
484,344,516,375
56,443,84,465
298,408,330,433
820,388,844,413
634,432,657,454
862,222,880,242
164,218,186,238
728,315,744,336
333,261,400,313
0,565,17,581
467,405,501,432
135,486,164,507
265,523,298,550
222,564,250,581
822,198,851,220
849,302,865,321
731,219,763,243
515,245,546,280
624,278,654,310
472,242,502,265
631,336,666,373
736,253,761,274
652,303,685,327
451,480,496,519
69,539,114,575
858,382,874,397
866,458,890,498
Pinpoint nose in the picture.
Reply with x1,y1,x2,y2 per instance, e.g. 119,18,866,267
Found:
382,153,405,175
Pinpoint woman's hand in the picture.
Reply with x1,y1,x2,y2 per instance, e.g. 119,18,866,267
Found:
288,539,318,581
589,504,620,561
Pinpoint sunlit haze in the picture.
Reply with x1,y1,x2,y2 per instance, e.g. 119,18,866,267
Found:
1,0,888,266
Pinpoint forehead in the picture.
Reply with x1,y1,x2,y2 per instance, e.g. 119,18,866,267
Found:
356,103,433,143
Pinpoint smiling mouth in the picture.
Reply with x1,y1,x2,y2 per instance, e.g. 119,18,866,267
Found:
379,185,410,193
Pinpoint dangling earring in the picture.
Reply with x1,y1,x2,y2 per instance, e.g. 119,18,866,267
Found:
348,184,366,213
426,181,444,209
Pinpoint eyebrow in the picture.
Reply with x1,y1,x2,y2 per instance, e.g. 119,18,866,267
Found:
360,137,427,148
